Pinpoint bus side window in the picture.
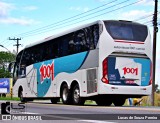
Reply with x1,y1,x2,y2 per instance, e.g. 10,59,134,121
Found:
83,28,90,50
45,38,62,59
33,47,41,63
26,48,35,65
18,50,27,78
94,25,99,48
90,24,99,49
59,37,69,57
45,46,51,60
24,50,30,66
13,63,17,84
38,45,44,62
93,25,98,48
81,32,88,51
68,33,74,55
52,40,59,58
13,63,26,79
69,39,75,55
18,64,26,78
74,30,87,53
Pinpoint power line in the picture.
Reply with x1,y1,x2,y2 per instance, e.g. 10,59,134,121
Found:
1,0,154,49
0,0,149,46
16,0,144,38
14,0,119,37
1,0,157,48
0,37,17,45
19,0,126,37
0,0,121,46
2,12,159,48
1,18,157,49
134,13,154,22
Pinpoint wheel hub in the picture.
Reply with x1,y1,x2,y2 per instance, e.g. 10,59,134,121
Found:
74,88,80,103
62,88,68,101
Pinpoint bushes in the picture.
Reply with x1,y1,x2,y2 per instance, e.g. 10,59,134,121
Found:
142,93,160,106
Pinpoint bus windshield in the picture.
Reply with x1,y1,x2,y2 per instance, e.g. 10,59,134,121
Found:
104,21,148,42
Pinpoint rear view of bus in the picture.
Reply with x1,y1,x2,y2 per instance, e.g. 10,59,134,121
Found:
98,20,152,106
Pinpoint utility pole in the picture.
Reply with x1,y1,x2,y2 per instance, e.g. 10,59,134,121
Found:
152,0,158,106
9,37,22,54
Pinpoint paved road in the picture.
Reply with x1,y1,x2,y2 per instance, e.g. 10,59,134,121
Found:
0,100,160,123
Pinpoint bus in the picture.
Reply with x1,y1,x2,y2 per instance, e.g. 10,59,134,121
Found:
9,20,152,106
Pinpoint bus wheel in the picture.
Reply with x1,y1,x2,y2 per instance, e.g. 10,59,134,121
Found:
61,84,72,104
72,84,85,105
51,98,60,104
96,99,112,106
19,90,26,102
113,98,126,106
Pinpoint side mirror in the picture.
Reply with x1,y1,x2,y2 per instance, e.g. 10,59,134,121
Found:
8,62,15,73
19,65,26,78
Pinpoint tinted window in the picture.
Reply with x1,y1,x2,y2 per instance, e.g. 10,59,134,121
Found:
105,21,148,42
16,50,23,64
59,36,69,57
74,30,87,53
19,24,100,67
84,24,99,49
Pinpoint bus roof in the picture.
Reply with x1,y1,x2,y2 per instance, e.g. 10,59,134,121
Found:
22,20,146,51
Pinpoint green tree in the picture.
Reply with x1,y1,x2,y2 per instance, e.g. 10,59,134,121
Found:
0,51,16,78
0,68,11,78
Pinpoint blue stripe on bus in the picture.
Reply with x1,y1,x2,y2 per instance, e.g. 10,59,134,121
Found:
33,51,88,97
133,59,150,86
54,51,88,76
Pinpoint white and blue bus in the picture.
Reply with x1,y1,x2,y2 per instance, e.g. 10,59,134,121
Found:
10,20,152,106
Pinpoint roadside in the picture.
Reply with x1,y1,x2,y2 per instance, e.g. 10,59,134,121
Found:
0,97,97,105
0,92,159,106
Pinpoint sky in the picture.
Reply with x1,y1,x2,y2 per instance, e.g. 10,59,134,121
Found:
0,0,160,86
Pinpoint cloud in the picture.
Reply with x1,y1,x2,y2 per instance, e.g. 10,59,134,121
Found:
0,1,14,17
23,6,38,11
95,0,105,2
0,1,38,25
0,17,38,25
69,6,81,11
83,7,89,12
157,50,160,63
137,0,154,6
95,0,110,3
69,6,89,12
120,10,151,21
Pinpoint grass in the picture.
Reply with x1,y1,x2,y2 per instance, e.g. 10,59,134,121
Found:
0,93,20,101
141,92,160,106
85,100,96,105
124,92,160,106
0,97,20,101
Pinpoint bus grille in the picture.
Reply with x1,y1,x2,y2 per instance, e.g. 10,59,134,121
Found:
87,68,97,94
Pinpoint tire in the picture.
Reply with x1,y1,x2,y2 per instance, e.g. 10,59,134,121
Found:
61,84,72,104
51,98,60,104
113,98,126,106
72,84,85,105
96,98,112,106
19,90,27,103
